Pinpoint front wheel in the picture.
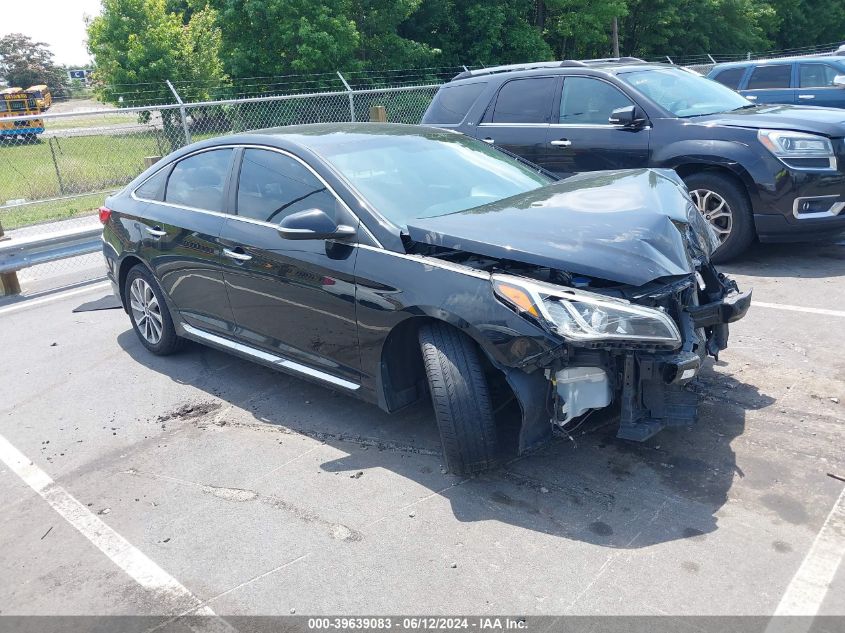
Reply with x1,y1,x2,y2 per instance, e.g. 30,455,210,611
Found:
124,265,184,355
418,322,498,475
684,172,755,263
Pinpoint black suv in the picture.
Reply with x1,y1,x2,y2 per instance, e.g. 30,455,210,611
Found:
422,58,845,261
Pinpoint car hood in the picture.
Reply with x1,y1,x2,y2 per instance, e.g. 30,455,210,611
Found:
693,103,845,136
405,168,706,287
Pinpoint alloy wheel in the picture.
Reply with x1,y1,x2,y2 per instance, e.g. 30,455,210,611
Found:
129,277,163,345
690,188,733,243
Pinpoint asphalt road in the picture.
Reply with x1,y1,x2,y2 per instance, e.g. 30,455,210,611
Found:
0,240,843,621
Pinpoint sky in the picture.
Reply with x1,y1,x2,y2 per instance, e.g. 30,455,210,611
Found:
2,0,102,66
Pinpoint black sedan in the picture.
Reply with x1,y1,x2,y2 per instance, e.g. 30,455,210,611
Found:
100,123,751,474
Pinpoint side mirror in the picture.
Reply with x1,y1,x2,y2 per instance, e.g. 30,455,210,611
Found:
609,105,646,128
833,74,845,88
277,209,356,241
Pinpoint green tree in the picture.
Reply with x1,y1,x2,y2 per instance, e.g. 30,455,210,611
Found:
204,0,360,81
87,0,226,147
351,0,439,70
765,0,845,50
402,0,550,66
541,0,627,59
0,33,68,97
620,0,774,59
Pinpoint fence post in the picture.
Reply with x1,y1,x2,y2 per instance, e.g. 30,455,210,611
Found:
0,219,21,297
337,71,356,123
166,80,192,145
369,105,387,122
48,138,66,196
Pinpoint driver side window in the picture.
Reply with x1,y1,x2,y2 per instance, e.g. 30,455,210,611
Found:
237,149,337,224
559,77,633,125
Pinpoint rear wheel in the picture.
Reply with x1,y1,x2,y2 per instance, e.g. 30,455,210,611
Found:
684,172,754,263
124,265,184,355
418,322,498,474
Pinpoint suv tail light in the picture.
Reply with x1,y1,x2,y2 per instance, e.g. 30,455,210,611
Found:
98,206,112,224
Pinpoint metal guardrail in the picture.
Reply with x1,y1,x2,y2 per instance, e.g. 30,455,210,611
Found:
0,224,102,276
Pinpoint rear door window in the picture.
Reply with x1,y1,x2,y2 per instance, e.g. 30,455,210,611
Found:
712,67,746,90
236,149,337,224
422,82,487,124
799,64,839,88
165,148,234,212
746,64,792,89
135,167,170,201
491,77,556,123
559,77,634,125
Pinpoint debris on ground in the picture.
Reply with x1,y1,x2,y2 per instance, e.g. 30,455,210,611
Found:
40,526,53,540
350,471,363,479
97,508,110,515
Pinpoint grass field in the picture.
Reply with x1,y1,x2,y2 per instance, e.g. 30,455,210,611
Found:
0,132,167,205
0,193,106,230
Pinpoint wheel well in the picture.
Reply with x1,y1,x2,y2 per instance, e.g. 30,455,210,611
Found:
380,317,520,454
117,255,144,307
674,163,751,201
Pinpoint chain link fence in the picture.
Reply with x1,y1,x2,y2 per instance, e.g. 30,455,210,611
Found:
0,81,440,290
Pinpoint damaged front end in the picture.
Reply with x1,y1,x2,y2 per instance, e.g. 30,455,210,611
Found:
488,263,750,444
403,168,751,447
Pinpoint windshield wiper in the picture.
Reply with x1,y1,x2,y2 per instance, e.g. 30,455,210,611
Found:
732,104,758,111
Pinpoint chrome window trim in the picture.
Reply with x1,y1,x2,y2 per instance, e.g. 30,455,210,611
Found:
792,195,845,219
130,143,383,247
356,244,491,280
478,122,629,129
181,322,360,390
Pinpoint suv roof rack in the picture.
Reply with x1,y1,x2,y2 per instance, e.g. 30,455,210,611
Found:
451,57,647,81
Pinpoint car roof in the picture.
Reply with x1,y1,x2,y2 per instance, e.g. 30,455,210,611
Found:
712,55,845,70
447,59,676,85
173,122,466,157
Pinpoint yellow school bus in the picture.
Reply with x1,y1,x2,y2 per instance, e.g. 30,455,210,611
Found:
26,84,52,110
0,88,44,141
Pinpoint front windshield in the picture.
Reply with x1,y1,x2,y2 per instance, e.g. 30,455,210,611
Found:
317,132,553,228
620,67,750,117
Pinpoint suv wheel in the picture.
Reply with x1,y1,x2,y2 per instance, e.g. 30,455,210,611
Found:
418,322,498,475
684,172,754,263
125,265,184,355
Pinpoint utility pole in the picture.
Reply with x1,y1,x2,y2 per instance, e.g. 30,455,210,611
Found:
612,17,620,58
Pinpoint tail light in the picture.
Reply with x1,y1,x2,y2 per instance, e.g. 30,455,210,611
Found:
98,206,112,224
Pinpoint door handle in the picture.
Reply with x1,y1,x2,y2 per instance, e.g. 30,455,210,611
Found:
223,247,253,262
745,95,758,100
798,94,815,100
550,139,572,147
482,137,495,144
146,226,167,238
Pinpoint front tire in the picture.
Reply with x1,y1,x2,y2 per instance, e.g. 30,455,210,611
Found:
124,265,184,355
418,322,498,475
684,172,754,263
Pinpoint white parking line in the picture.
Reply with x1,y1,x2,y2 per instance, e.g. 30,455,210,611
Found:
0,432,232,630
772,485,845,619
0,281,111,317
753,301,845,319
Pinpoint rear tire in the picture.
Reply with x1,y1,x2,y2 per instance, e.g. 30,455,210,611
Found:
124,265,184,356
683,172,754,263
418,322,498,475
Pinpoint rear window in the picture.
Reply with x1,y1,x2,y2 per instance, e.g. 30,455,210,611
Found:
799,64,839,88
135,167,169,201
165,148,233,212
422,82,487,125
491,77,556,124
747,64,792,90
712,67,745,90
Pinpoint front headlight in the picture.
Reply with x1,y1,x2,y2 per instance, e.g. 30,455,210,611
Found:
758,129,836,170
492,274,681,346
